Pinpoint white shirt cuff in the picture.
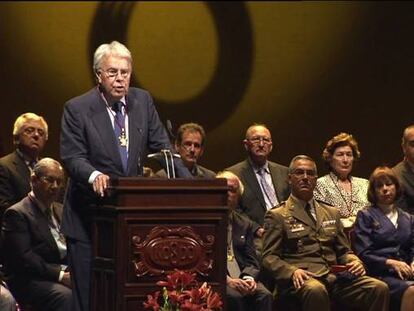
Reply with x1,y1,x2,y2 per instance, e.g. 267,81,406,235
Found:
88,171,102,184
242,275,254,281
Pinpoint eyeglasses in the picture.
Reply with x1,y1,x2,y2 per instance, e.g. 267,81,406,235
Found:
23,127,46,137
100,68,131,79
39,175,64,186
247,136,272,145
291,169,317,178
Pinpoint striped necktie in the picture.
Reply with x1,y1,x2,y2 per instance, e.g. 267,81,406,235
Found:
257,168,278,209
112,102,128,173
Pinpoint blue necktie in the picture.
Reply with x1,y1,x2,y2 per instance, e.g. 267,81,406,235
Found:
112,102,128,173
258,168,278,209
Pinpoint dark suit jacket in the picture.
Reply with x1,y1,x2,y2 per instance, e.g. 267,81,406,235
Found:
60,87,190,242
262,196,359,284
2,196,65,297
231,210,261,279
226,159,290,231
393,160,414,214
155,164,216,178
0,151,31,219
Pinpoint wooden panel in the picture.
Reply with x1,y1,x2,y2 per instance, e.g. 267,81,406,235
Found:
91,178,228,311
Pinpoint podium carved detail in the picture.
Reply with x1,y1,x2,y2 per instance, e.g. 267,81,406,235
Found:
132,226,215,277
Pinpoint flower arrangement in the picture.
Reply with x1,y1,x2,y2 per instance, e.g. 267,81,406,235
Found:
143,269,223,311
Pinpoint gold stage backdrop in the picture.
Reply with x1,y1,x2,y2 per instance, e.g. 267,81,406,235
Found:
0,1,413,177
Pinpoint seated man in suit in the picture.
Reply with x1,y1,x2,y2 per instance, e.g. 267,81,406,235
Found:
216,171,273,311
262,155,389,311
2,158,71,311
0,112,48,220
393,124,414,214
226,123,290,242
156,123,215,178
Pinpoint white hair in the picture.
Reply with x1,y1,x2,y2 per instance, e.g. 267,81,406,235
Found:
93,41,132,73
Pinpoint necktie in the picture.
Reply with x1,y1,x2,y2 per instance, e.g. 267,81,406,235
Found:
45,207,56,229
305,203,316,224
227,224,241,278
112,102,128,173
257,168,278,209
45,207,52,221
45,207,67,258
27,160,36,174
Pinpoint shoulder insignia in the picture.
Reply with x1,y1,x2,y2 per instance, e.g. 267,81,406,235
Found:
270,201,286,210
315,199,334,207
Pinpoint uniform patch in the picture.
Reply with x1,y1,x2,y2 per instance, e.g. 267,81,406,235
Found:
322,220,336,227
290,223,306,232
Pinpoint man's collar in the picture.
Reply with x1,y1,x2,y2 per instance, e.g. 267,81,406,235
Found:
28,191,49,213
16,148,37,164
405,159,414,173
189,164,199,176
248,157,269,173
290,194,314,209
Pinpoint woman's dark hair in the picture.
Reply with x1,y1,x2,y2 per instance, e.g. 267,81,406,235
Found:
367,166,403,204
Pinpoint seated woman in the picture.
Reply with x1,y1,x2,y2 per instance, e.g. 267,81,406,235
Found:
354,166,414,311
314,132,369,228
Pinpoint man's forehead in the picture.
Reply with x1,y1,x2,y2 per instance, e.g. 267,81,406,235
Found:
102,55,131,67
182,130,202,140
404,128,414,141
22,119,45,128
247,126,271,137
42,162,62,172
292,159,316,170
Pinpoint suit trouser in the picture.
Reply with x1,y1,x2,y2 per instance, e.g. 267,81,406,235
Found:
227,282,273,311
294,275,389,311
67,238,91,311
8,279,72,311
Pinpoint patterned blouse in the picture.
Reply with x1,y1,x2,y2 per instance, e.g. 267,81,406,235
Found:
314,172,369,228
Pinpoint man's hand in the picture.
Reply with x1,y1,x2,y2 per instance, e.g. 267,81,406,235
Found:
292,269,316,289
346,260,366,277
93,174,110,197
61,272,71,288
386,259,413,280
243,278,257,294
227,276,254,295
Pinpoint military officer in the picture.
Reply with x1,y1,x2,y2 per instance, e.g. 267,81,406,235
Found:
261,155,389,311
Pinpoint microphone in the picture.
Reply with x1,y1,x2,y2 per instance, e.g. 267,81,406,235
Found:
166,119,175,142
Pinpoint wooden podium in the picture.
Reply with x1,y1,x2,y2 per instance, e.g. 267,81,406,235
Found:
90,178,228,311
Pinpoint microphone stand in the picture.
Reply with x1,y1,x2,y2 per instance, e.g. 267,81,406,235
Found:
163,149,175,178
147,149,181,179
146,120,181,178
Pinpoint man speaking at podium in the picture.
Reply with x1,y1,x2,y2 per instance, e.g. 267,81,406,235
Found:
60,41,191,311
